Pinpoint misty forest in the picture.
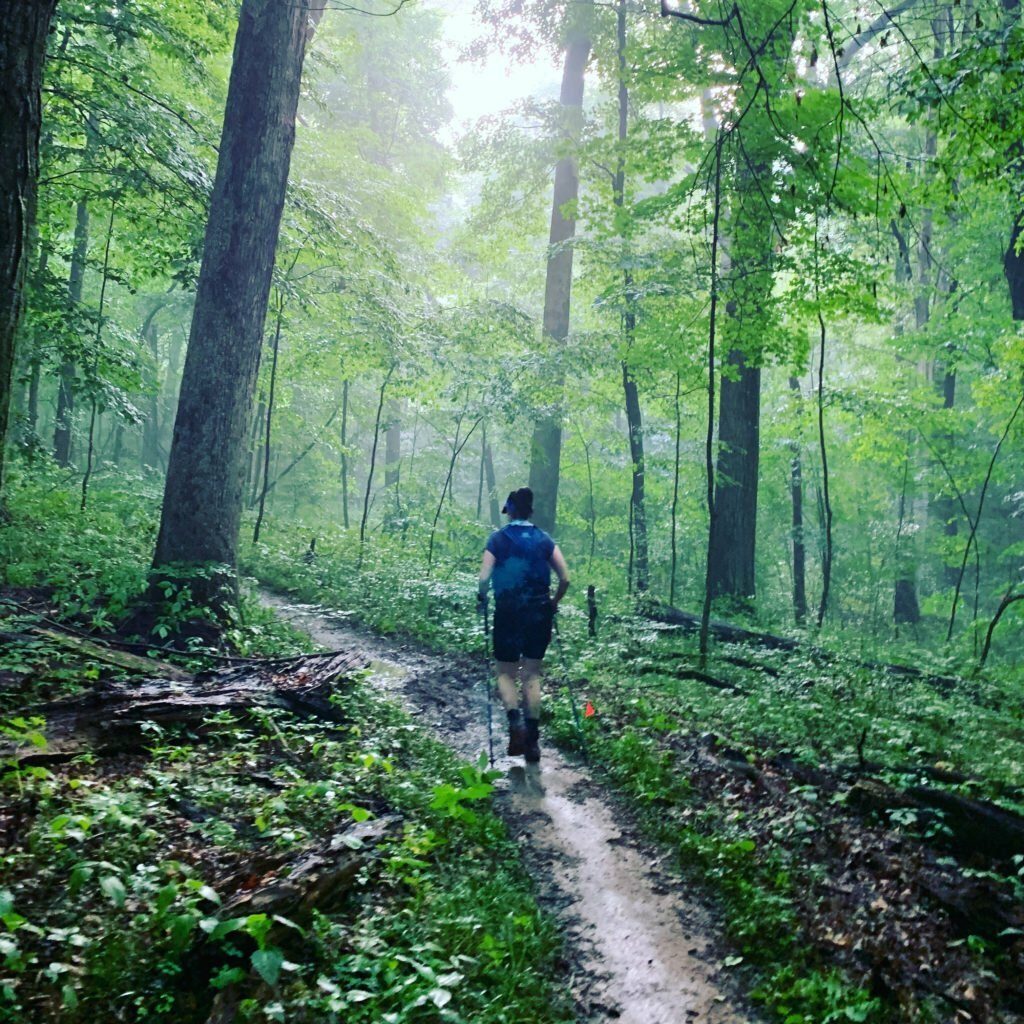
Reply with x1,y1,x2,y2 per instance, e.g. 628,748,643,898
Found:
1,0,1023,1021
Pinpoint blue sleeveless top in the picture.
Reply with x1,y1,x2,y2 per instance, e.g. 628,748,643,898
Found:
485,523,555,600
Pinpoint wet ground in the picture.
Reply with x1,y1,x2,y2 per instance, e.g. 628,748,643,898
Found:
263,593,760,1024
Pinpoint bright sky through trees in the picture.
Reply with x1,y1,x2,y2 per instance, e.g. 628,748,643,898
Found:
430,0,561,134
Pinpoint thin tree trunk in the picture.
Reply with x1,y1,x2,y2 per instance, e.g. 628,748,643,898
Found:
699,131,725,661
613,0,648,592
81,200,116,512
815,311,833,628
483,428,500,527
253,297,284,544
141,301,165,470
246,390,265,505
152,0,317,607
670,372,682,605
0,0,59,512
979,590,1024,667
477,425,486,519
384,399,401,490
340,379,349,529
359,366,394,561
527,16,591,533
947,391,1024,641
427,412,482,573
890,217,921,624
788,376,808,625
55,196,90,467
22,240,48,438
894,451,920,628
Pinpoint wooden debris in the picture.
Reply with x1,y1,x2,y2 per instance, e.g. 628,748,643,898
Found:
30,625,194,680
1,650,369,764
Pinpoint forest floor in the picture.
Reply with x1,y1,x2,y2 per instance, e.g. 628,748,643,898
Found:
262,591,761,1024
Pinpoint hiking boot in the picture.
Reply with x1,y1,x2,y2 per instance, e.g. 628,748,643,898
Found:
524,718,541,763
507,724,527,757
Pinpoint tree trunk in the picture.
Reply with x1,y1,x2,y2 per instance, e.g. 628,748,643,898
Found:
339,379,349,529
359,367,393,559
54,196,90,468
707,349,760,604
253,297,283,545
1006,212,1024,320
141,305,163,470
788,376,808,625
0,0,58,511
152,0,316,603
613,0,648,592
384,399,400,489
527,21,591,534
483,427,500,527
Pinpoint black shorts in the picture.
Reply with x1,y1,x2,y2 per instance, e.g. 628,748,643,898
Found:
493,595,553,662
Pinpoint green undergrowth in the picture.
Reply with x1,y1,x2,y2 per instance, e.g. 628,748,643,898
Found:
246,524,1024,1023
1,671,571,1023
1,484,572,1023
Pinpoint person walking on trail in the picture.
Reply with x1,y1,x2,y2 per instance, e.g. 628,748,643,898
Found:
476,487,570,762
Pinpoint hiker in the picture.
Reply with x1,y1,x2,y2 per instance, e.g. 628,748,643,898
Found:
476,487,570,762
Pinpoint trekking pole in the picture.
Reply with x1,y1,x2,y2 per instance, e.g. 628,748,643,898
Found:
553,618,589,764
481,600,495,767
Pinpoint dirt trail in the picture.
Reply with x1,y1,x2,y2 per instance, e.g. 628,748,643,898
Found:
264,594,759,1024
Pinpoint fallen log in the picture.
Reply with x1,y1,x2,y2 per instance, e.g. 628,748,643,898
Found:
847,778,1024,861
29,626,194,681
221,813,400,919
1,651,368,765
204,814,400,1024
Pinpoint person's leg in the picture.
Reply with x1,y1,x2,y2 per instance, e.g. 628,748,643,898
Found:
520,658,543,719
496,659,526,756
521,657,543,762
495,660,520,710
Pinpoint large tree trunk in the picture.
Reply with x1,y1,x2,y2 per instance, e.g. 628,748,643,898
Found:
53,195,89,466
707,349,760,603
527,23,591,534
0,0,59,510
152,0,316,602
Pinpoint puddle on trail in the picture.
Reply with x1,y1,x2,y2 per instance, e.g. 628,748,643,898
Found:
264,593,757,1024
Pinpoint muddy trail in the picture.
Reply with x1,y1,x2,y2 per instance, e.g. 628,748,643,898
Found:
263,593,760,1024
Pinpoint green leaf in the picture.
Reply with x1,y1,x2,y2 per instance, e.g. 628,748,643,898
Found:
429,987,452,1008
251,947,284,986
99,876,126,907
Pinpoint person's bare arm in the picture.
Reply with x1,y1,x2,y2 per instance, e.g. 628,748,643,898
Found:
478,549,496,597
549,545,570,607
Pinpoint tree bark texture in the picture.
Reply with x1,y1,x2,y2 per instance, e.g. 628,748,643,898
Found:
153,0,314,583
788,376,808,624
707,349,760,603
527,27,591,534
0,0,59,507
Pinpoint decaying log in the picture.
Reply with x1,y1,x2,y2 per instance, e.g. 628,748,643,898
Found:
848,778,1024,861
29,626,194,680
221,814,400,919
1,651,368,764
204,814,400,1024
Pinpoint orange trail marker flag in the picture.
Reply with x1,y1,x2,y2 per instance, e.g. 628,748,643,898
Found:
584,701,596,718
